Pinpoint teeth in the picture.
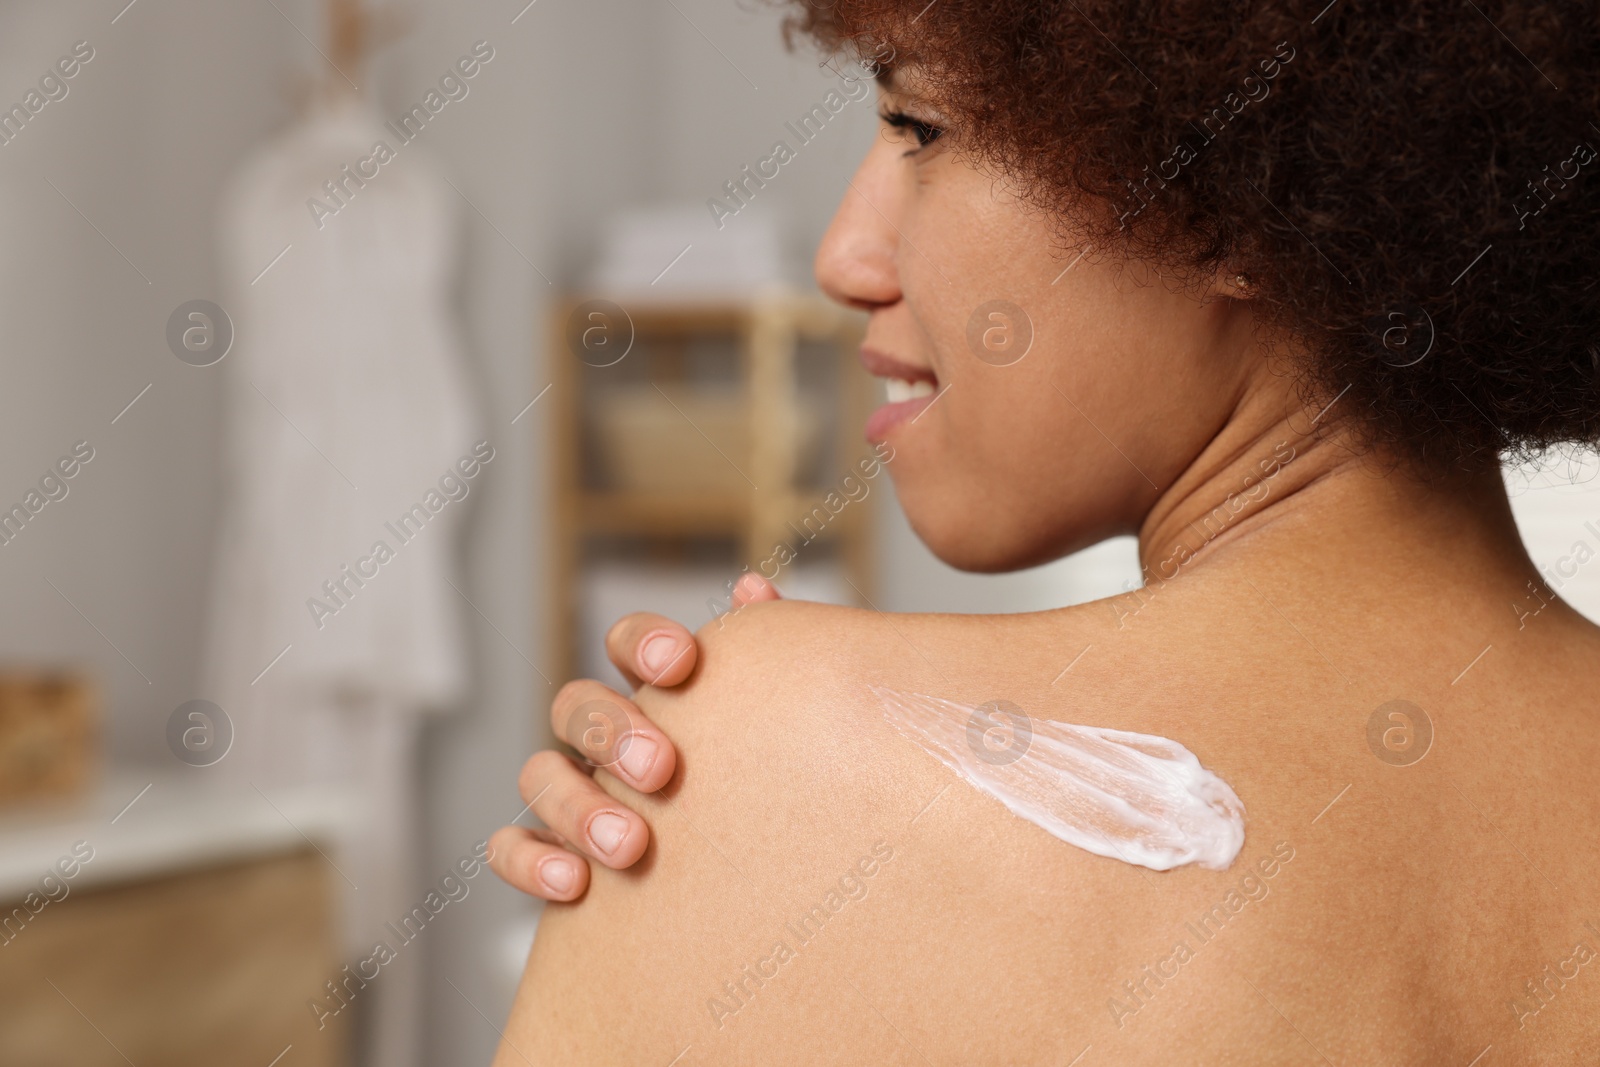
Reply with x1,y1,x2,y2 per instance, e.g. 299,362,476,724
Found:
884,378,936,403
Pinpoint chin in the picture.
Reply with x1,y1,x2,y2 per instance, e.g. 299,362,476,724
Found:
897,473,1132,575
900,498,1068,574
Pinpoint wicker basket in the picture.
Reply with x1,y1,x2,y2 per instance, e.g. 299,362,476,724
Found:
591,385,824,494
0,672,96,806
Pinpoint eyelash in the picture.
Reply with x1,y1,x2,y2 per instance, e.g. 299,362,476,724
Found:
879,108,945,153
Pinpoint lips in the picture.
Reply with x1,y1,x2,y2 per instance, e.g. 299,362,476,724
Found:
860,346,940,442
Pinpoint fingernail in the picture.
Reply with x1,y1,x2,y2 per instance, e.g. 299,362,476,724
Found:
588,812,629,855
618,735,658,783
539,856,577,893
640,633,677,675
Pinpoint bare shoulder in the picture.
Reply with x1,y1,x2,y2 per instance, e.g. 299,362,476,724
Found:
495,597,1285,1065
497,590,1600,1066
496,598,1102,1065
669,594,1113,719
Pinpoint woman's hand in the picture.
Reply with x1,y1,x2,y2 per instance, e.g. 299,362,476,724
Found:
487,572,780,901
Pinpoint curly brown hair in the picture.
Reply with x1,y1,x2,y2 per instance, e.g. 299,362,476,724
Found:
779,0,1600,469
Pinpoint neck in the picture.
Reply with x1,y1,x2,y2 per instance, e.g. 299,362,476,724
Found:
1136,377,1532,593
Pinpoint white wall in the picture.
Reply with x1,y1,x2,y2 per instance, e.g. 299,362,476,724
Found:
0,0,292,762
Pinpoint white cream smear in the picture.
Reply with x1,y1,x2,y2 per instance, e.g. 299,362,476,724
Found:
875,687,1246,871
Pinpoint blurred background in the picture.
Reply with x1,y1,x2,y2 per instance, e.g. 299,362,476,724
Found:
0,1,1594,1064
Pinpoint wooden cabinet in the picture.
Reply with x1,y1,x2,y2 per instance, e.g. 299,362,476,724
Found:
0,849,345,1067
0,772,353,1065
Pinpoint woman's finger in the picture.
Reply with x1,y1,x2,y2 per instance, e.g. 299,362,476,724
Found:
602,577,781,690
550,679,677,793
487,824,590,902
730,571,782,610
518,749,651,869
604,612,698,689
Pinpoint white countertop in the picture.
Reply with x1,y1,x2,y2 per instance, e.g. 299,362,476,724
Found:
0,768,356,901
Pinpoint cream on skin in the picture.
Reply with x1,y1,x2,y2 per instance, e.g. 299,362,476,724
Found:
876,687,1245,872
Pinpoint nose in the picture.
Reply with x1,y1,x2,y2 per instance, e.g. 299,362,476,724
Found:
813,139,902,312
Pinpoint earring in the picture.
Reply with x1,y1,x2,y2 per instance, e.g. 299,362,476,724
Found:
1232,272,1252,293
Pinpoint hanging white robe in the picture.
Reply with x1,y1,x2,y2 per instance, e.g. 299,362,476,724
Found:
203,92,480,1067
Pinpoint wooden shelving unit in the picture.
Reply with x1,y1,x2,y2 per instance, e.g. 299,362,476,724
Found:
546,288,877,684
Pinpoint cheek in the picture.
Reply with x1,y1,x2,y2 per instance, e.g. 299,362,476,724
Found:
892,369,1124,570
898,164,1045,364
891,279,1236,571
877,154,1249,571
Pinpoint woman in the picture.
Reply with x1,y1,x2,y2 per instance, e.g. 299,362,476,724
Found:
490,1,1600,1062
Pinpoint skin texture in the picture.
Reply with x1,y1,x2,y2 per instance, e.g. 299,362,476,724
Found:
499,576,1600,1065
492,75,1600,1064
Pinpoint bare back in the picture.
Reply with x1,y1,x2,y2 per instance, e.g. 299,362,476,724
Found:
497,527,1600,1065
